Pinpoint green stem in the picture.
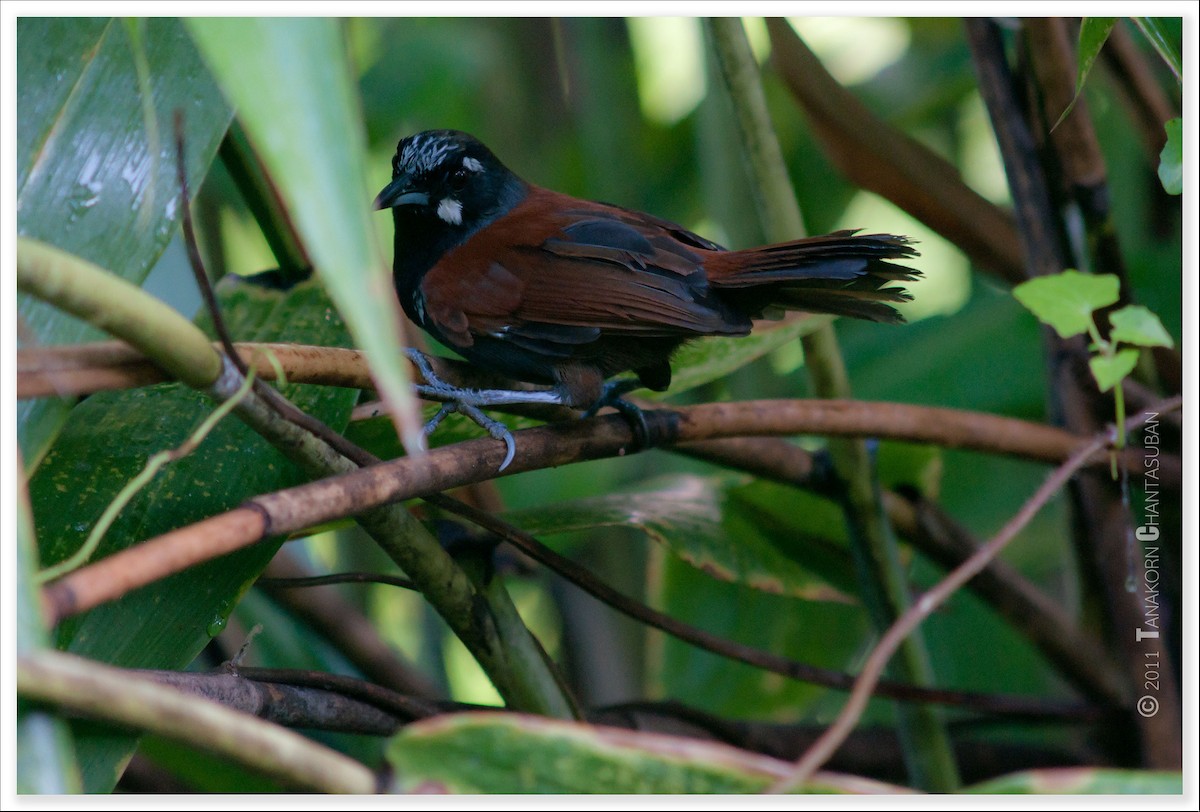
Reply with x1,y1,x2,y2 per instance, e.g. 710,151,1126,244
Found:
704,18,959,791
1084,315,1125,470
17,457,82,793
16,238,223,389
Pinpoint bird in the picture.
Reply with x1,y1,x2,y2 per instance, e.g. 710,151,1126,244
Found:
375,129,919,468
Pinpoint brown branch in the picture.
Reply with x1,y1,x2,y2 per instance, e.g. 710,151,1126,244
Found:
969,17,1182,769
42,394,1176,625
138,667,407,735
23,339,1182,479
769,397,1180,792
17,341,374,398
765,17,1026,286
115,667,1108,784
24,337,1178,477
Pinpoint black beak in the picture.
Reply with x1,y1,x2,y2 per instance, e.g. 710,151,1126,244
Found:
373,174,429,210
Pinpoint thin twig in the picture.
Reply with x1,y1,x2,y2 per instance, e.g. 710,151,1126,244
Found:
257,571,417,592
768,398,1180,792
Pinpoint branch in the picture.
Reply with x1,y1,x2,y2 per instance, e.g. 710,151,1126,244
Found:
42,393,1172,625
769,398,1181,792
765,18,1026,286
19,341,1179,487
16,239,222,388
19,236,575,720
88,666,1107,784
17,650,377,794
968,17,1182,768
17,341,374,399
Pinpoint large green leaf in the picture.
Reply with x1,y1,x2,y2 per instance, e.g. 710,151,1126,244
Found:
650,511,876,721
504,475,854,602
28,276,359,791
17,476,81,793
965,767,1181,794
1133,18,1182,80
186,18,425,457
385,712,908,793
16,18,233,468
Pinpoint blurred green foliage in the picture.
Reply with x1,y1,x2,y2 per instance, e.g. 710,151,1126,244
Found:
17,15,1181,793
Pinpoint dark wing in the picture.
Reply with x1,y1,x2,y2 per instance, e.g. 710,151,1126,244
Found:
419,189,749,354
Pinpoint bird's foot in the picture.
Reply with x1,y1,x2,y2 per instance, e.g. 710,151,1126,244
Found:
583,378,652,451
407,349,566,471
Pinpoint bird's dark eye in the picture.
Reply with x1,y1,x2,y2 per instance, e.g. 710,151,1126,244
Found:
449,168,469,191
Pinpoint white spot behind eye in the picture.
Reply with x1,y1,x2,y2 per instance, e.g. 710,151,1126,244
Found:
437,198,463,225
462,156,483,172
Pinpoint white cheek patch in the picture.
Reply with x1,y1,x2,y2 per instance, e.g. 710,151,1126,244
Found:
437,197,463,225
462,156,483,173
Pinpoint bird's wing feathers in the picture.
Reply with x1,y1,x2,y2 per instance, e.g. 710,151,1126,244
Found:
419,193,748,351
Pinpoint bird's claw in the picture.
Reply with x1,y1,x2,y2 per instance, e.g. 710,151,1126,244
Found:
584,378,652,451
420,400,517,471
409,349,520,471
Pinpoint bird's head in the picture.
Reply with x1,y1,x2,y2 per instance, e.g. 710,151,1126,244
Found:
374,130,527,236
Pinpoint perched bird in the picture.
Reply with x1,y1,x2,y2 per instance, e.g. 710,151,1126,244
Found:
375,129,919,467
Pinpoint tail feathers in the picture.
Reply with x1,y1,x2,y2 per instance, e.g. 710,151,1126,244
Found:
710,230,921,324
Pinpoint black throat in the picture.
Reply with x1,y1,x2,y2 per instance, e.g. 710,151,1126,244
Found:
389,175,529,326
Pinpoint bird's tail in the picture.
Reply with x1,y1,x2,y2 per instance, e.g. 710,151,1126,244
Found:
708,230,921,324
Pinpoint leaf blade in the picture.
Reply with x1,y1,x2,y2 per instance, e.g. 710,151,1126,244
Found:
16,17,233,469
1157,117,1182,196
1012,271,1120,339
1109,304,1175,348
186,18,425,456
1089,348,1140,392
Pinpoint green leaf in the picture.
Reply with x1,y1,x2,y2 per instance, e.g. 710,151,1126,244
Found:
1133,18,1182,81
503,475,854,602
1012,271,1120,339
966,767,1182,794
29,276,359,791
1077,19,1117,91
385,712,908,793
1109,304,1175,348
1089,349,1140,392
1053,18,1116,129
1157,118,1182,195
16,17,233,469
663,314,830,397
186,18,425,457
17,477,82,793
